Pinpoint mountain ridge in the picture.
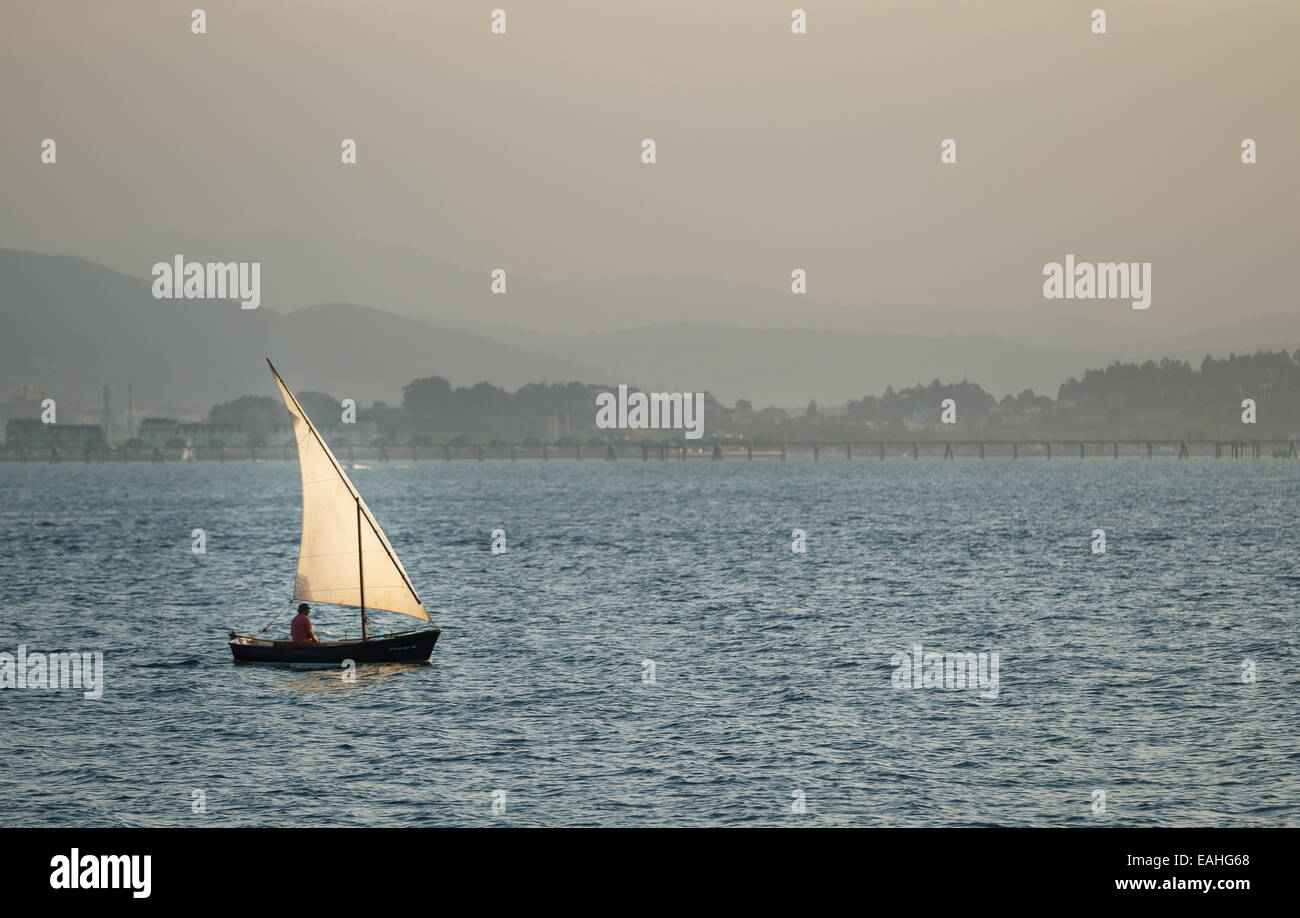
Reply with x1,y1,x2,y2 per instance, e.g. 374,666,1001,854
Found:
4,248,1298,416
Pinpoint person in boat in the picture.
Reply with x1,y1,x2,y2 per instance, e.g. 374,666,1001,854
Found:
290,603,320,643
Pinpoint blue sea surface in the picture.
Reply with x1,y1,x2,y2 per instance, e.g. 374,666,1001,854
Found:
0,459,1296,826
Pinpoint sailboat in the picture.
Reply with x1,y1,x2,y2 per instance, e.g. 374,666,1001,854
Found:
228,360,441,665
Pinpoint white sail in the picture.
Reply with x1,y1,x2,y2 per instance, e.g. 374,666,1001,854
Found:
270,362,430,622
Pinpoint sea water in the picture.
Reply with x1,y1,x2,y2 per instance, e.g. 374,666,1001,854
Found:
0,459,1296,826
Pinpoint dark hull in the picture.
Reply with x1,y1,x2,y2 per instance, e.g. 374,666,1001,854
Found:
229,628,440,665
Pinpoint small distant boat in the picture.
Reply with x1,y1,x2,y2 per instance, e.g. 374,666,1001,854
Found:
229,360,441,666
182,440,196,463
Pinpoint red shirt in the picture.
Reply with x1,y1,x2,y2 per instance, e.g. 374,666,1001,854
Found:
290,613,314,642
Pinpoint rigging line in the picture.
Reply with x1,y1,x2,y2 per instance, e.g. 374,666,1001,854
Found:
259,600,297,634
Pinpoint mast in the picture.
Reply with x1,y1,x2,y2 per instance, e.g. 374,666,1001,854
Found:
357,497,367,641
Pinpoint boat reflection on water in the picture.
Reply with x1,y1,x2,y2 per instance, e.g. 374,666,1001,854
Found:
271,661,432,693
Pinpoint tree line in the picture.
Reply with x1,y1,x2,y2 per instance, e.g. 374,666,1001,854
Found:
205,350,1300,444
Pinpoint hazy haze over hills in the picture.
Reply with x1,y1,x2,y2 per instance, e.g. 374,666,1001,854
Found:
1,1,1297,412
3,2,1297,327
0,250,604,418
4,248,1299,417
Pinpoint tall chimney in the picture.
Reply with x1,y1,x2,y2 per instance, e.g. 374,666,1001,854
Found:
102,384,112,443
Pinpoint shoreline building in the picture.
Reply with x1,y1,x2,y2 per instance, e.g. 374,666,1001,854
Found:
138,418,247,449
4,419,105,453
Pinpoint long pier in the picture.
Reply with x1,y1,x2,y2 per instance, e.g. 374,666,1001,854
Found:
11,439,1298,463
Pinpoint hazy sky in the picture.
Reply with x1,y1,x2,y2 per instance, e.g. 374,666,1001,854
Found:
2,0,1297,333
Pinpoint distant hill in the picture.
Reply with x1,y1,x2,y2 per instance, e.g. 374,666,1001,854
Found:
0,249,605,418
444,318,1300,406
4,247,1299,415
64,226,1189,342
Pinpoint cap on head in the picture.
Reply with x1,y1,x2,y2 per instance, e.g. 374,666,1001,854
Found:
298,603,310,614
